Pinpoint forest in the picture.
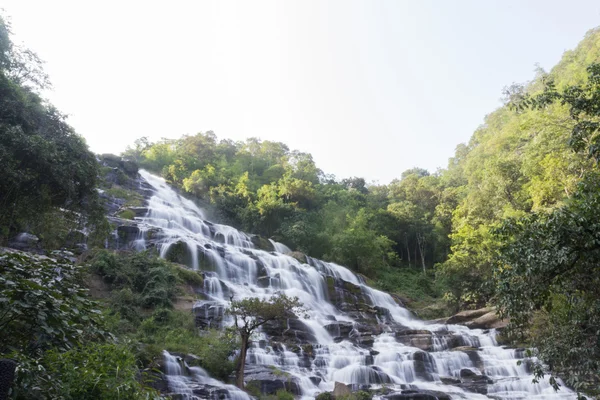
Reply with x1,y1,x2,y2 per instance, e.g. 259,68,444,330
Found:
1,11,600,400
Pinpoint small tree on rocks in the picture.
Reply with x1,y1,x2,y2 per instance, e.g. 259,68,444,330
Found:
227,293,303,389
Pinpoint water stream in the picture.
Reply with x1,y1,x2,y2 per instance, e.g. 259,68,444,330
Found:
131,170,576,400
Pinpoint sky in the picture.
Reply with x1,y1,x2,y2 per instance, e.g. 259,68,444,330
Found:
2,0,600,183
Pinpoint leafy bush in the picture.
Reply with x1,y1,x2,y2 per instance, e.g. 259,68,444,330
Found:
137,308,238,380
315,392,333,400
0,251,106,357
13,342,160,400
90,250,178,308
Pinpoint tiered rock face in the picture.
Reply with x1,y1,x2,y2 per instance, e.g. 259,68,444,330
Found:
99,163,575,400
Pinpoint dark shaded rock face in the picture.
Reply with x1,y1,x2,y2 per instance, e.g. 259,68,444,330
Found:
7,233,42,254
262,318,317,344
250,235,275,252
383,390,451,400
194,301,225,329
245,366,301,395
0,359,16,400
395,330,434,351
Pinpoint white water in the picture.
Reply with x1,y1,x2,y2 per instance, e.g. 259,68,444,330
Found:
133,170,576,399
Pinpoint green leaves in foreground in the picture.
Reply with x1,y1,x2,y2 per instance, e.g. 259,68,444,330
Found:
0,250,107,357
494,174,600,394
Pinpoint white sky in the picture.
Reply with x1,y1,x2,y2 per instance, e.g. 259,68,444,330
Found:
3,0,600,183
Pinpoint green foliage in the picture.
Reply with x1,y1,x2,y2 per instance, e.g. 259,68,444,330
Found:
126,132,452,280
118,209,136,220
12,342,160,400
315,392,333,400
104,185,144,207
0,16,103,243
89,250,178,309
136,309,238,381
373,266,450,319
228,293,304,388
494,174,600,393
229,293,304,335
0,251,106,357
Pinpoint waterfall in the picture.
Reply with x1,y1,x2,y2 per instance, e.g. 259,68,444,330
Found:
134,170,576,399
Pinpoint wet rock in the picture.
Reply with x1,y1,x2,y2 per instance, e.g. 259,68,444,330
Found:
194,301,225,329
464,311,508,330
324,321,354,338
445,308,493,325
164,241,194,266
440,376,461,385
287,251,307,264
411,351,435,381
333,381,351,397
245,366,301,395
262,318,317,343
394,330,433,351
100,154,139,176
383,390,451,400
117,225,140,242
309,376,322,386
8,233,42,253
250,235,275,251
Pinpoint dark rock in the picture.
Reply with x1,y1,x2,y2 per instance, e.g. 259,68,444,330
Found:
333,381,351,397
287,251,307,264
309,376,322,386
411,351,435,381
117,225,140,242
250,235,275,251
324,321,354,338
464,311,508,330
445,308,493,325
164,241,194,266
194,301,225,329
440,376,461,385
0,359,17,400
394,330,433,351
383,390,451,400
245,366,301,395
8,233,42,253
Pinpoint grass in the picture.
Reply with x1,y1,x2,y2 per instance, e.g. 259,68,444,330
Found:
369,265,452,320
105,185,144,207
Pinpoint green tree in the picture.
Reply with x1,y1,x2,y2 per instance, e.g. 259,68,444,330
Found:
228,293,303,389
494,174,600,395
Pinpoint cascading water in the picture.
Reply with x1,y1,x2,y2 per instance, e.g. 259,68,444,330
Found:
131,170,576,399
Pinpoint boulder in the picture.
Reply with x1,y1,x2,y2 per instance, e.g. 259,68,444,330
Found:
194,301,225,329
445,307,493,325
333,381,351,397
394,330,433,351
245,366,301,395
287,251,307,264
116,225,140,242
250,235,275,252
8,233,41,253
464,311,508,330
383,390,451,400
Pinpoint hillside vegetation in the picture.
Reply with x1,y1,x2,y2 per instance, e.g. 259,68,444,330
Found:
2,9,600,397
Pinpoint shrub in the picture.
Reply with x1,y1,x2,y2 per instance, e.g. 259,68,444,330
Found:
13,342,160,400
0,251,106,356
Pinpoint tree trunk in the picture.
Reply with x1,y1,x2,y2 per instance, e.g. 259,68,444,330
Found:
236,332,249,389
404,233,410,266
417,232,426,274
